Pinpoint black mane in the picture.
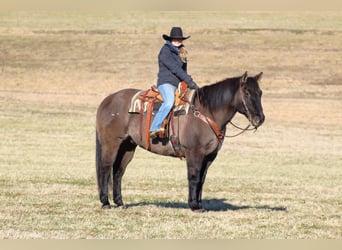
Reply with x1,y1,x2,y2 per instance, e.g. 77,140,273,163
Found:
197,77,240,111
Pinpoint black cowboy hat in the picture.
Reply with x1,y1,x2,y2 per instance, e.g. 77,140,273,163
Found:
162,27,191,41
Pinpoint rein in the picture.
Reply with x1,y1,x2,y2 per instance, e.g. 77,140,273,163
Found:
226,121,256,138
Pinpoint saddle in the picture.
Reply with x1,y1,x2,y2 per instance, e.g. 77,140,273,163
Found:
128,82,195,151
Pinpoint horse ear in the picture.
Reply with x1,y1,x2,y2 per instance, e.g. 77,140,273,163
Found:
240,71,248,85
255,72,263,81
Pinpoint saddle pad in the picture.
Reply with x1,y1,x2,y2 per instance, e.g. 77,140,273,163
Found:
128,89,195,115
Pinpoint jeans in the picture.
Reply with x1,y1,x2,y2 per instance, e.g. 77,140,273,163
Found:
149,83,177,132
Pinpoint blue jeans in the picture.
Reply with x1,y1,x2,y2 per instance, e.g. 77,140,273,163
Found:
150,83,177,132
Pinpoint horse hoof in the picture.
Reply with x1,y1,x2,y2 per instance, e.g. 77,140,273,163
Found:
192,208,207,213
102,204,112,209
116,204,127,209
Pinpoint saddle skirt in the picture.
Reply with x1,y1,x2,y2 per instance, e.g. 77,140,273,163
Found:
128,82,195,115
128,82,196,152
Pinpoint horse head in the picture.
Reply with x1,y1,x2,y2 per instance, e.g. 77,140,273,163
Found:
237,71,265,128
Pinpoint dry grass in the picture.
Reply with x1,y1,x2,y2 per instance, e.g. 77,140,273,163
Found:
0,11,341,239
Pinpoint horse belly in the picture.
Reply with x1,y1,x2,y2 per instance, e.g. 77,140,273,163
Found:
128,116,177,157
148,142,178,157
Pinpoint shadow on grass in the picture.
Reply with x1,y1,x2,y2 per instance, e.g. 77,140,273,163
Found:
125,199,287,212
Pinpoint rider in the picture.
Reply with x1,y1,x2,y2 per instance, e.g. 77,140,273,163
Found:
150,27,198,138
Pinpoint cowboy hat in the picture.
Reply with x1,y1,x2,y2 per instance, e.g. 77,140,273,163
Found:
162,27,191,41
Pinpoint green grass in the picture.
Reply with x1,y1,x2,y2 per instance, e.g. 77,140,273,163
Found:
0,11,341,239
0,102,341,239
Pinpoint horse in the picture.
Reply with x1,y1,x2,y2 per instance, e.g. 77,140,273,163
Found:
95,71,265,212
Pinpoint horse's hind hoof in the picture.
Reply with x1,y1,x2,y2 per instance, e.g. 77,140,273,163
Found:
102,204,112,209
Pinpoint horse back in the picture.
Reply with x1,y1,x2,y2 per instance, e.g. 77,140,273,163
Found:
96,88,140,131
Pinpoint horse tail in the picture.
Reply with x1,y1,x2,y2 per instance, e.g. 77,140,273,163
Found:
96,130,112,194
95,130,102,191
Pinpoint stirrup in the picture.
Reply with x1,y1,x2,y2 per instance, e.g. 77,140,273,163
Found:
150,130,160,139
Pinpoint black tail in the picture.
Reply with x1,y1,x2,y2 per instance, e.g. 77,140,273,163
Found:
95,131,102,191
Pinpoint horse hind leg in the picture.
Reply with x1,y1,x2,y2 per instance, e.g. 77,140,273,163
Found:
112,138,137,207
96,132,120,209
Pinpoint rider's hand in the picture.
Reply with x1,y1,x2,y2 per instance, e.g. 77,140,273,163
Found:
188,81,199,90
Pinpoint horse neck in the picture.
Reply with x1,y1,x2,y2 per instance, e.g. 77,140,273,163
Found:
195,79,239,130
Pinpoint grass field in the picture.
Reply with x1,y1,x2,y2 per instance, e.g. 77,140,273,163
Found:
0,11,341,239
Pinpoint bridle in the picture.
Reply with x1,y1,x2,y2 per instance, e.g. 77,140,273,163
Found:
225,84,257,138
189,83,257,143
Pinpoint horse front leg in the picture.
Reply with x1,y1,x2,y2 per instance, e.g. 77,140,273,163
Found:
186,153,217,212
186,155,206,212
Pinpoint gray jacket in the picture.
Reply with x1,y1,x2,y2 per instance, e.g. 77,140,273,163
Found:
157,41,193,87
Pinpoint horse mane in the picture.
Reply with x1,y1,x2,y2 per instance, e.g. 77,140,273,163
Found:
196,77,240,111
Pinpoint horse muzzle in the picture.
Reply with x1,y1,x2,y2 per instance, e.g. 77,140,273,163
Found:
251,113,265,128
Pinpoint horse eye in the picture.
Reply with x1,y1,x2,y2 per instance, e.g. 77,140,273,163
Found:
244,90,250,98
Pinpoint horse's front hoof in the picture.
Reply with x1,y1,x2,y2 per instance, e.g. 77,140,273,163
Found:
114,201,127,209
189,201,206,212
114,200,124,207
102,204,112,209
192,208,207,213
116,204,127,209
